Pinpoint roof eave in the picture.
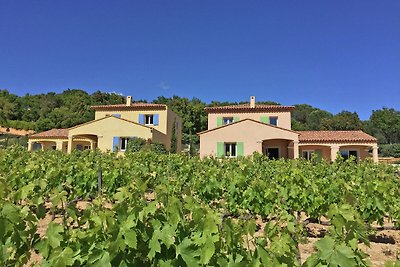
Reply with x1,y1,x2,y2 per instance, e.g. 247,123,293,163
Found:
29,136,68,139
204,107,295,113
299,139,377,143
90,105,167,111
197,118,300,135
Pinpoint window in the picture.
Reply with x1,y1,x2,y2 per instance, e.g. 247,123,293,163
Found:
145,115,154,125
302,150,314,160
266,148,280,160
120,138,129,151
32,143,42,151
76,144,83,151
223,117,234,125
225,143,237,157
84,145,91,150
51,145,56,150
269,116,278,126
340,150,358,160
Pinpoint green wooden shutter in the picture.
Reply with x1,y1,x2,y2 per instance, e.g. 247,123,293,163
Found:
237,142,244,156
217,142,224,158
233,116,240,122
315,149,323,161
260,116,269,124
217,117,223,127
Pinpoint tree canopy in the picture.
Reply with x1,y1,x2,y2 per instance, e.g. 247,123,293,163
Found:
1,89,399,146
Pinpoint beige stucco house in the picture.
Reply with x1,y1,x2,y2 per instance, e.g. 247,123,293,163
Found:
198,96,379,163
28,96,182,153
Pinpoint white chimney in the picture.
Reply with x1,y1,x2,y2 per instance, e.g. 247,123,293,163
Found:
126,96,132,106
250,96,256,108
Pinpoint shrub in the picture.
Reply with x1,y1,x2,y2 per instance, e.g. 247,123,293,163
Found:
379,144,400,158
125,137,146,152
125,138,167,154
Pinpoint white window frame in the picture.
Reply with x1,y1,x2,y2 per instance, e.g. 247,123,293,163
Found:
302,150,314,160
269,116,278,126
225,143,237,158
120,137,129,151
223,117,234,125
84,145,91,150
145,114,154,125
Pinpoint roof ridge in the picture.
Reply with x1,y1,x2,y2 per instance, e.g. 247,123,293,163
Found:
204,104,294,113
29,128,69,138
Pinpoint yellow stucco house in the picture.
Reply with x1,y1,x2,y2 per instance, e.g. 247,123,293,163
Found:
28,96,182,153
198,96,379,163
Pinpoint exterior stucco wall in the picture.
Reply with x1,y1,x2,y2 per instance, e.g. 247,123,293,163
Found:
207,111,292,130
69,117,153,152
299,143,376,161
199,120,298,158
94,109,168,135
37,141,57,150
151,129,169,149
71,140,92,150
262,139,291,158
339,145,370,160
166,109,183,152
29,139,90,152
299,145,331,160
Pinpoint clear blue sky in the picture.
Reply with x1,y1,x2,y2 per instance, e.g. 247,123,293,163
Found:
1,1,399,119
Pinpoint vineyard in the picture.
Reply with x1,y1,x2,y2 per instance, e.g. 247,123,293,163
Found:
0,146,399,266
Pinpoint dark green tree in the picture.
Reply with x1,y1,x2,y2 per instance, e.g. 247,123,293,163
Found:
367,108,400,144
321,111,362,131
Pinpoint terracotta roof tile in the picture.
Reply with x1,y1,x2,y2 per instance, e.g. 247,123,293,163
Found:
91,103,167,110
298,130,377,143
29,129,69,139
204,103,294,113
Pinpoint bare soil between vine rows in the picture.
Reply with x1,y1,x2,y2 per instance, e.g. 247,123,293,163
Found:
25,201,399,267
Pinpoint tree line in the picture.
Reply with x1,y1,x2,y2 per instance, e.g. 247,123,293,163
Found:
1,89,400,155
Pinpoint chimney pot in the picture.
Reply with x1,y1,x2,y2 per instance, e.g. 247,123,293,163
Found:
250,96,256,108
126,96,132,106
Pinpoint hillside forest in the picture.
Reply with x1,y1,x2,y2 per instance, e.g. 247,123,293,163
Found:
1,89,399,156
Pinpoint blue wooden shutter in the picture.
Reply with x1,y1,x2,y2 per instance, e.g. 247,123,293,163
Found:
112,114,121,118
138,114,145,124
112,137,119,152
153,114,159,126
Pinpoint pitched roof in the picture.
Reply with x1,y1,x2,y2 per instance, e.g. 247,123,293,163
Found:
68,115,153,130
91,102,167,111
298,130,377,143
29,129,68,139
28,116,161,140
0,127,35,136
197,118,299,135
204,103,294,113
